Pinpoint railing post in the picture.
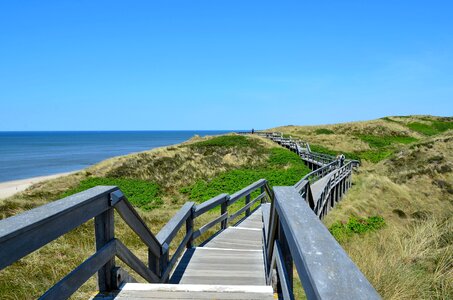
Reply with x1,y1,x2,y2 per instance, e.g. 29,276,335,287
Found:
261,186,266,203
221,201,228,229
94,206,115,293
186,213,194,249
245,194,251,217
278,222,293,295
160,244,169,282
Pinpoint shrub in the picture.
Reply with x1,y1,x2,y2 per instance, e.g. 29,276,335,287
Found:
315,128,335,135
60,177,162,210
358,135,417,148
180,148,311,202
189,135,257,148
329,216,385,242
357,149,393,163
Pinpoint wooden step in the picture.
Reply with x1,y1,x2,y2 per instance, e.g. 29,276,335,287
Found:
170,247,266,285
115,283,274,299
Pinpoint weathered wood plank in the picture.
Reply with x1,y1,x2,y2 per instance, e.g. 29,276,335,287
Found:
171,248,266,286
40,239,117,300
114,199,161,257
193,194,229,218
228,179,267,206
95,208,115,292
192,213,227,240
116,239,160,283
228,194,264,223
261,204,270,241
116,283,274,300
0,186,117,270
203,227,262,251
273,186,380,300
156,202,194,246
161,229,193,281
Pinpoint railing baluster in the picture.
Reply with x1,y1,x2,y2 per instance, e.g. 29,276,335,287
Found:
94,206,115,293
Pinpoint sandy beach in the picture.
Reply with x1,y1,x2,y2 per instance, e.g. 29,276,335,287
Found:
0,172,76,200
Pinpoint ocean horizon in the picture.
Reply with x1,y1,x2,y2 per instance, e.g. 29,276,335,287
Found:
0,130,234,182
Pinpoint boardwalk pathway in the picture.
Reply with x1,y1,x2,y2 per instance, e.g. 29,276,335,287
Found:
115,208,273,299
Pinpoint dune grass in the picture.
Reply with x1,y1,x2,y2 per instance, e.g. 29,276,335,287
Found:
61,177,163,210
1,117,452,299
314,128,335,135
329,215,385,242
0,134,308,299
181,148,311,202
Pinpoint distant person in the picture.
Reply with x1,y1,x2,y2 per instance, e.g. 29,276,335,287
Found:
340,154,345,167
251,128,255,134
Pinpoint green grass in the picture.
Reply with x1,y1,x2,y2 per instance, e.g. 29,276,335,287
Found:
407,122,439,136
356,149,393,163
407,121,453,136
60,177,163,210
310,143,397,163
329,216,385,242
381,117,402,124
189,135,258,148
358,134,418,148
309,144,361,161
315,128,335,135
180,148,311,202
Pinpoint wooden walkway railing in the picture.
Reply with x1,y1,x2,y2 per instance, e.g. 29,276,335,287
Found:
0,132,379,299
264,187,380,299
0,179,272,299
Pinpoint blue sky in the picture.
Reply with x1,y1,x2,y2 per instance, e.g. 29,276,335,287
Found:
1,1,452,130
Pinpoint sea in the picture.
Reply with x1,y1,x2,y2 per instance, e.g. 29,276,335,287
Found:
0,131,232,182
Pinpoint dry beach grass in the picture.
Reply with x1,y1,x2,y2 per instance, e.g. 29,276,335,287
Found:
0,116,452,299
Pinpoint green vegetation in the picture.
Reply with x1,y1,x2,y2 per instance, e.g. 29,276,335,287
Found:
309,144,361,161
61,177,162,210
181,148,311,202
314,128,335,135
355,149,393,163
310,133,419,163
407,122,439,136
329,216,385,242
408,120,453,136
381,117,401,124
357,134,417,148
189,135,258,148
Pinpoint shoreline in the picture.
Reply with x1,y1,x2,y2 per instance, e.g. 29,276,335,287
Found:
0,171,77,200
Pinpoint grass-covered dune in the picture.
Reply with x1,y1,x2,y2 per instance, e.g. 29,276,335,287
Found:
274,115,453,299
1,115,452,299
0,134,311,299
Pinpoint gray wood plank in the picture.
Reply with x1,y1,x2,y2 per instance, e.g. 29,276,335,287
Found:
114,199,161,257
310,173,333,202
115,283,273,299
170,209,267,287
156,202,194,246
41,239,116,299
0,186,117,270
172,248,266,285
203,227,263,250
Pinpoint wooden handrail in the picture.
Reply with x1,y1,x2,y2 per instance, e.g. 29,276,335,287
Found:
0,186,163,298
0,185,118,270
265,187,380,299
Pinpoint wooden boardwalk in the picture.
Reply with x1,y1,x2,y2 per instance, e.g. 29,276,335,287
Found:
310,173,333,202
170,208,266,286
116,208,273,299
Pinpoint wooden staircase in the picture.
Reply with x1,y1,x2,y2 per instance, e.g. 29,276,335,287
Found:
115,208,273,299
